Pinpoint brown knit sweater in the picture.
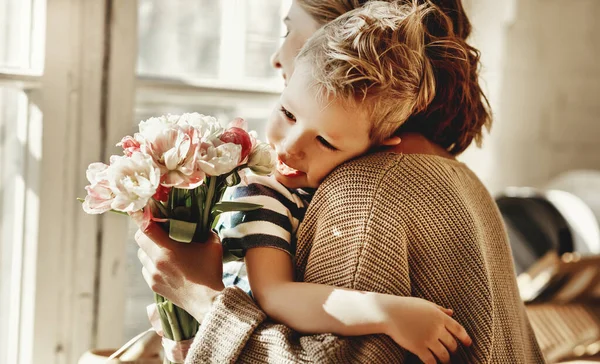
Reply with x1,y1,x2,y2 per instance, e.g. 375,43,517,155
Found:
185,153,545,363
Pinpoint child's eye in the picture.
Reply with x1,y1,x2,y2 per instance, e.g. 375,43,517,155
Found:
280,106,296,122
317,136,337,151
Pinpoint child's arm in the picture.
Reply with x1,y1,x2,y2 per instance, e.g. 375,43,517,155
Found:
245,247,472,363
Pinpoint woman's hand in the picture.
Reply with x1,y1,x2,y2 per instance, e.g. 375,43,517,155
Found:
134,221,225,321
378,296,472,364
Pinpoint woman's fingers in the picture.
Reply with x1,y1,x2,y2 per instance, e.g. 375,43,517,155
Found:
141,266,154,291
136,222,221,251
439,330,459,353
430,340,451,363
138,222,174,249
447,319,472,347
134,226,172,266
137,247,151,268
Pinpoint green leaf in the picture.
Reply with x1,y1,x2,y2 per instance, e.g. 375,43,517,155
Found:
172,206,192,221
210,201,263,222
76,198,128,216
211,201,263,214
225,171,242,187
151,199,169,218
168,219,198,243
222,248,245,263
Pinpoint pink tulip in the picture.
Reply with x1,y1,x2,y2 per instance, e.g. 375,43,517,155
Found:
153,184,171,202
117,135,141,157
194,142,241,176
140,124,205,189
82,163,115,214
228,117,248,130
107,153,161,213
220,127,252,163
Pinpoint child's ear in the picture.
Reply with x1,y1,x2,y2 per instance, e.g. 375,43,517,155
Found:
379,136,402,146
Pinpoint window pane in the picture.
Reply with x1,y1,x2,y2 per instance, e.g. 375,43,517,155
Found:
0,0,45,72
137,0,221,79
124,222,153,341
244,0,282,80
137,1,286,87
0,87,29,363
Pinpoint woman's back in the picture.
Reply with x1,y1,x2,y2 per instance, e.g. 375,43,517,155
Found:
297,152,545,363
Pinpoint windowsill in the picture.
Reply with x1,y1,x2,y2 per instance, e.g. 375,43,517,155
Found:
0,71,42,90
136,74,284,95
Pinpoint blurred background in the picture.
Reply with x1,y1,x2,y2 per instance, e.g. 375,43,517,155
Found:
0,0,598,363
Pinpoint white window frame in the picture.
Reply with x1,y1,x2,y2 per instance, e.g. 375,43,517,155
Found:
1,0,136,362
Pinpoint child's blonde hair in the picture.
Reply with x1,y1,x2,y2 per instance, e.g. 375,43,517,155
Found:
297,0,472,40
296,0,491,152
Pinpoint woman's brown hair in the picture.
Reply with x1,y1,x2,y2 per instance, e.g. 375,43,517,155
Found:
297,0,491,155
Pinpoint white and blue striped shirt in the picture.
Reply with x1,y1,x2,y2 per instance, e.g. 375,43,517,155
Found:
218,175,313,294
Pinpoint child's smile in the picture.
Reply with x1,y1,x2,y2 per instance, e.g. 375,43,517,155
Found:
276,157,305,178
265,62,374,189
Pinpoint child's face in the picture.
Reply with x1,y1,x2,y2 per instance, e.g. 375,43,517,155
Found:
266,62,373,189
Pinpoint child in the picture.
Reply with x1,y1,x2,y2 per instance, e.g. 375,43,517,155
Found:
219,2,472,362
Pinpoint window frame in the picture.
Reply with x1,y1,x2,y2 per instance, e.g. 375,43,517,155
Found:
0,0,137,362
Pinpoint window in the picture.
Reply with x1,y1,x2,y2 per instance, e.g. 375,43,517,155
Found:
134,0,287,139
0,0,44,72
2,0,137,362
0,0,45,362
0,0,290,361
125,0,289,340
137,0,283,87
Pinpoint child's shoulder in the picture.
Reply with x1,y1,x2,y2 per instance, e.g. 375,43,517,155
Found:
232,174,307,209
242,174,281,189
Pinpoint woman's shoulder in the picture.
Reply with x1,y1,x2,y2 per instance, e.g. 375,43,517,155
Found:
317,152,407,196
323,152,474,191
318,152,493,216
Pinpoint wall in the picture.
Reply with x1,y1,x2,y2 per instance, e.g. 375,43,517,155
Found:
460,0,600,195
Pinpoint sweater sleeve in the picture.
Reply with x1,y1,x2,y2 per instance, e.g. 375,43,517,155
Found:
185,287,404,363
185,155,411,364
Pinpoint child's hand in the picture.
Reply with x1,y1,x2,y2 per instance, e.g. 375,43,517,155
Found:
378,296,472,364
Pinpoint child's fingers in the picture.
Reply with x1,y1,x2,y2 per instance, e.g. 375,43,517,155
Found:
430,341,451,364
435,304,453,316
416,350,437,364
439,331,459,353
447,318,473,347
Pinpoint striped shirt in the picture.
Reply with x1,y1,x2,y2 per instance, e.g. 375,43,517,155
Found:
218,174,313,294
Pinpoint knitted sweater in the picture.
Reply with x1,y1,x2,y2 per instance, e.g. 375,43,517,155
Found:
185,153,545,363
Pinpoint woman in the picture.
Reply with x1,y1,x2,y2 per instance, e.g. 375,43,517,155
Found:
135,1,545,363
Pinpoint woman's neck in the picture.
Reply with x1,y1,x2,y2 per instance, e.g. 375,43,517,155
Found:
384,133,456,160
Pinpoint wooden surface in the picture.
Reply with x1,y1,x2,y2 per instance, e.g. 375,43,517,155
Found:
528,303,600,363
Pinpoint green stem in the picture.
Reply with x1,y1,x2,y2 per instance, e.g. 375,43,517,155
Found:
152,198,169,218
202,177,217,236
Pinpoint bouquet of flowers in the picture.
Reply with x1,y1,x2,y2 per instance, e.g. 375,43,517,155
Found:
80,113,275,363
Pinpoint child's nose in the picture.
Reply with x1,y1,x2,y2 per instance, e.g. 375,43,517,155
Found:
283,139,305,160
281,128,306,159
283,146,305,160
